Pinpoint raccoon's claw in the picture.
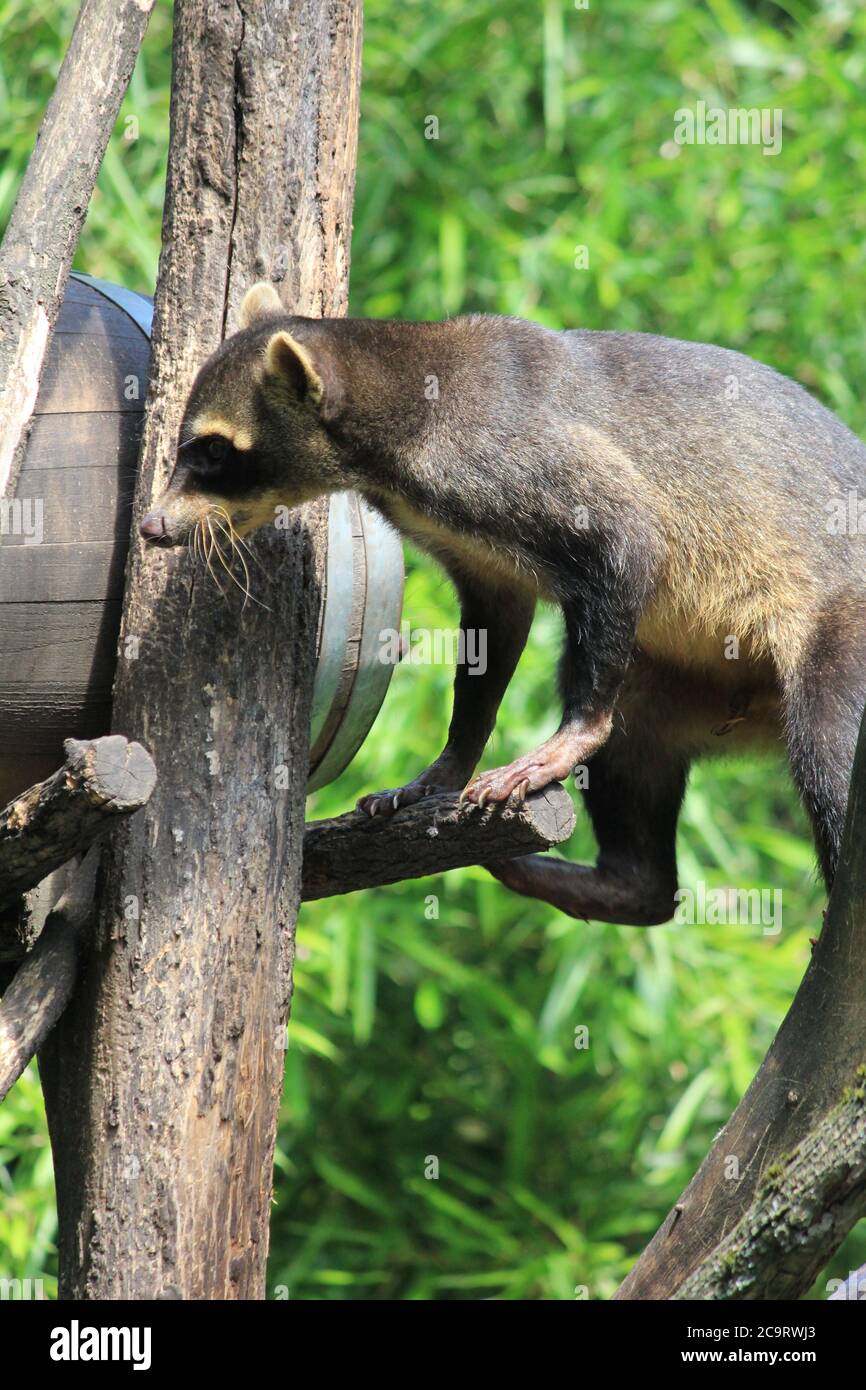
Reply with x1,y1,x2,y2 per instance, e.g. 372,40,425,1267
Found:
461,760,553,808
357,780,439,819
511,778,532,805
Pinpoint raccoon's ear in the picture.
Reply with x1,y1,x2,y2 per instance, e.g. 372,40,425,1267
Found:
238,281,283,329
264,330,325,406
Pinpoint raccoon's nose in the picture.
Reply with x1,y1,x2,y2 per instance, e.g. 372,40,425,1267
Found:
140,510,170,542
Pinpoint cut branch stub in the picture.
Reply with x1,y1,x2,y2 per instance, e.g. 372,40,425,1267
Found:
302,784,577,901
0,735,156,908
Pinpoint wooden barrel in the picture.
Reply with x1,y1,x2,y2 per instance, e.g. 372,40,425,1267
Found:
0,276,404,809
0,273,151,810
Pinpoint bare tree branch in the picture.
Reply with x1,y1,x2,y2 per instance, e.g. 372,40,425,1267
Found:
0,0,155,498
0,900,35,967
0,846,98,1101
39,0,364,1302
302,785,576,900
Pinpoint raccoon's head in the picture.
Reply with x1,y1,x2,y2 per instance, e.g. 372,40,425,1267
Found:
140,283,346,549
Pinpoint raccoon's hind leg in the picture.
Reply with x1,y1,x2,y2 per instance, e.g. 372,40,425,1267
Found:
488,690,688,927
783,601,866,889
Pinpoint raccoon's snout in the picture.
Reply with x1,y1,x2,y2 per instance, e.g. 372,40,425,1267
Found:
140,509,179,546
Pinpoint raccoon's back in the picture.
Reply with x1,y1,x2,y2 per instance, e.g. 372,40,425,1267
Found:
563,327,866,584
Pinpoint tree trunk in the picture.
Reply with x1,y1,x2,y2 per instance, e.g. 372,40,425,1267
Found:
39,0,363,1301
0,0,155,498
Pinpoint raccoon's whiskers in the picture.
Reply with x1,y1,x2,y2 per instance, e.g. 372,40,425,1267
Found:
210,504,266,573
195,520,215,585
212,516,271,611
207,517,252,606
202,517,228,596
213,518,253,607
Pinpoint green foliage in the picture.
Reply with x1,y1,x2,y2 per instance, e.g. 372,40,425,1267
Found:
2,0,865,1300
0,1065,57,1298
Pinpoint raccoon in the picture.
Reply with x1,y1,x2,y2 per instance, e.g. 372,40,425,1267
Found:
140,282,866,925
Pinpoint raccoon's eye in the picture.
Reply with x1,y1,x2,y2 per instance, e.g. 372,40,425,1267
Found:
182,434,236,479
206,437,230,463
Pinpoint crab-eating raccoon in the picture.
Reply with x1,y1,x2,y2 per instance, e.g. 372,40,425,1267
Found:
140,281,866,925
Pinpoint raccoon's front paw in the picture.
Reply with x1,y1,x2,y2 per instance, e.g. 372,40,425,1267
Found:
357,751,474,819
459,755,551,809
357,778,444,819
460,726,596,809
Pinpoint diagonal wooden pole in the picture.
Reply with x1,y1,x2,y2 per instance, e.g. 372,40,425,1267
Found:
0,0,155,498
39,0,363,1300
0,846,100,1103
616,705,866,1300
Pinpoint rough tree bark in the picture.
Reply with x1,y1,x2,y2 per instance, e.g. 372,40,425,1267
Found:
674,1082,866,1300
302,786,576,900
0,0,155,498
39,0,363,1300
616,705,866,1300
